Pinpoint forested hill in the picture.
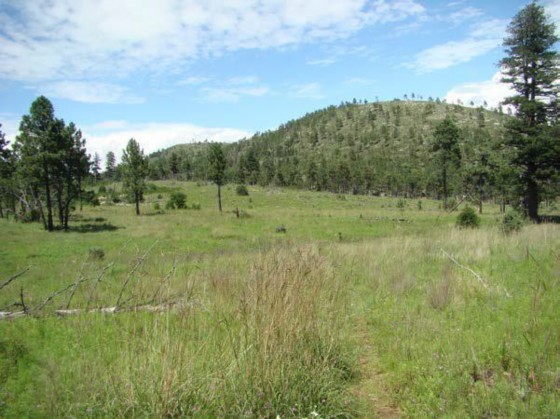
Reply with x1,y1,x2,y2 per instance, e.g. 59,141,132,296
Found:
148,100,512,199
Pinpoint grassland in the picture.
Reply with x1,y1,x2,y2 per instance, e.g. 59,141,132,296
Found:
1,181,559,417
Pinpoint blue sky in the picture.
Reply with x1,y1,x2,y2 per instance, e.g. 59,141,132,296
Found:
0,0,559,162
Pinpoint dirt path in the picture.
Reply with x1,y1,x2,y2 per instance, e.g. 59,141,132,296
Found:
350,316,400,418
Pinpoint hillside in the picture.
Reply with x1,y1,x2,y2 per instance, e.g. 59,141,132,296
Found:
148,100,512,200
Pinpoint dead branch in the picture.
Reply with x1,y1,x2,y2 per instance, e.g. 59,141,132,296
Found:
115,240,159,309
0,267,30,291
65,256,91,309
35,276,92,312
85,262,114,311
55,301,179,317
441,248,512,297
0,311,26,320
149,257,177,306
19,286,27,313
441,248,488,288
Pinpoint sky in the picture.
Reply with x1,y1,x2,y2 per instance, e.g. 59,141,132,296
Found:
0,0,559,164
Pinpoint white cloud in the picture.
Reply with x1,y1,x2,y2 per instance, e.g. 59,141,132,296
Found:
307,58,337,66
290,83,325,100
407,19,507,73
41,81,144,104
543,0,560,34
447,7,483,25
344,77,374,85
83,121,252,163
444,71,514,108
0,113,21,144
199,76,270,102
0,0,425,85
178,76,211,86
201,86,270,103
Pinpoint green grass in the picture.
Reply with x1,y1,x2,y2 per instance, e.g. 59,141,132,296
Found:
1,181,559,417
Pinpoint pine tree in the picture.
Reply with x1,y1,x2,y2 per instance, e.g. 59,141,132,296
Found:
105,151,116,180
92,153,101,181
208,143,227,212
432,116,461,207
0,124,15,218
500,1,559,220
15,96,58,230
121,139,148,215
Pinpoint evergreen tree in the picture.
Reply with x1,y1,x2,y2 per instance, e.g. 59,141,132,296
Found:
121,138,148,215
105,151,116,180
168,152,180,178
0,124,15,218
14,97,90,230
92,152,101,180
208,143,227,212
15,96,58,230
432,116,461,207
500,1,559,220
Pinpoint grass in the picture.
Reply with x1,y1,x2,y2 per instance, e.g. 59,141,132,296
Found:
1,181,559,417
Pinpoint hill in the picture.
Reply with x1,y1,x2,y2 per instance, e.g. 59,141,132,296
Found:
148,100,512,202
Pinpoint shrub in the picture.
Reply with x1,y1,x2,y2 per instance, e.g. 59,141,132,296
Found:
88,248,105,260
236,184,249,196
153,202,161,211
107,188,121,203
189,203,201,210
396,198,406,209
166,192,187,209
18,208,40,223
98,185,107,194
502,209,524,234
82,190,100,206
456,206,480,229
417,200,423,211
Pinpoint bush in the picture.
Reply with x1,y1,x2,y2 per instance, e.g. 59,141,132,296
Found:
82,190,100,207
166,192,187,209
456,206,480,229
276,225,287,233
502,209,524,234
98,185,107,194
396,198,406,209
236,184,249,196
88,248,105,260
107,188,121,203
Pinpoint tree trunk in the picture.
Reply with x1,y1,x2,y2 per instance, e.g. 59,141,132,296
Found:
63,174,72,231
217,184,222,212
57,182,64,226
442,163,448,208
135,192,140,215
44,162,54,231
525,178,539,222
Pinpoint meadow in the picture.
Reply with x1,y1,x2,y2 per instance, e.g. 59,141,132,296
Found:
1,181,559,417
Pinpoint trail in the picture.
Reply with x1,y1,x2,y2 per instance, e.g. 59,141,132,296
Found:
350,316,400,418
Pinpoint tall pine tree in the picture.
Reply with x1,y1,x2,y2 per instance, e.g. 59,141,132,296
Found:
208,143,226,212
500,1,559,220
121,138,148,215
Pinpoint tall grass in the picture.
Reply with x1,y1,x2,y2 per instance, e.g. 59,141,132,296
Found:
0,246,356,417
335,224,560,417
